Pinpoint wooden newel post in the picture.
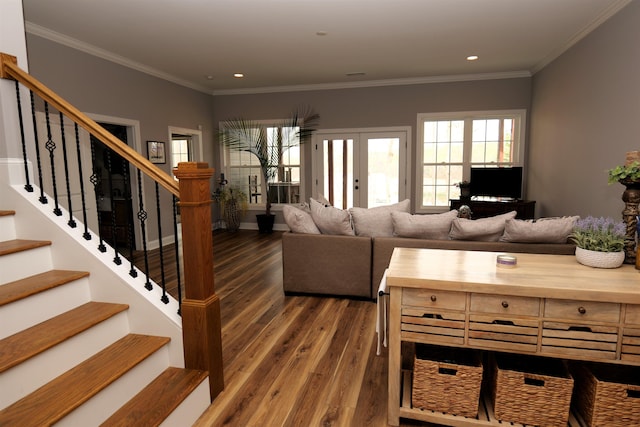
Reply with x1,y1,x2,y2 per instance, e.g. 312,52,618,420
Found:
173,162,223,399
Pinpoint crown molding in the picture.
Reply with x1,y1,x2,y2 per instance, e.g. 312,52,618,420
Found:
531,0,632,74
25,21,213,94
211,71,532,96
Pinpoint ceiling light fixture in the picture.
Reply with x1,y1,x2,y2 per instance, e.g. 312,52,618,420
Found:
346,72,366,77
316,31,328,36
233,73,244,78
466,55,479,61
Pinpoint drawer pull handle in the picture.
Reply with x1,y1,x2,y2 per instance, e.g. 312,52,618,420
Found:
430,295,437,302
568,326,592,333
493,319,515,326
578,306,587,314
438,367,458,376
423,313,444,320
501,301,509,308
524,376,545,387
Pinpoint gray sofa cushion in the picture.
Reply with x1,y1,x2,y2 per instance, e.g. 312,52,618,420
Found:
391,210,458,240
349,199,410,237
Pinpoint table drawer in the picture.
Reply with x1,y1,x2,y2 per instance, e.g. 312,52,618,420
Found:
402,288,465,311
544,299,620,323
468,314,539,353
622,327,640,363
542,321,618,360
401,307,465,345
470,293,539,317
625,304,640,325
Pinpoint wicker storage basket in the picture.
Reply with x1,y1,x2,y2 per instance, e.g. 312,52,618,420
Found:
571,362,640,427
491,353,573,427
411,344,483,418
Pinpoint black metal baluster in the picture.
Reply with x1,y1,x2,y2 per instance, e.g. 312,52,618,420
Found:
172,195,182,314
15,81,33,192
59,112,76,228
30,91,46,204
105,149,121,265
123,159,137,278
74,123,91,240
44,102,62,216
137,170,152,291
90,139,107,253
155,183,169,304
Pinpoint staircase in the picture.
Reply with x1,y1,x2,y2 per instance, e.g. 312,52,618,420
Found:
0,209,210,426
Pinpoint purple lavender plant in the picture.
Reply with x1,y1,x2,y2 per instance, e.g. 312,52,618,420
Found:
571,216,625,252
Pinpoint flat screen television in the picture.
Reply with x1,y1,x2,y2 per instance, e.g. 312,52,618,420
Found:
469,167,523,200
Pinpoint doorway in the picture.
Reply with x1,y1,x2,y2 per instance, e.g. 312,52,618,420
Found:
313,128,409,209
91,123,135,249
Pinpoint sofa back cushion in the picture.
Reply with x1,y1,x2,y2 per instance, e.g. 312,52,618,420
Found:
449,211,517,241
310,198,354,235
283,205,321,234
500,216,579,243
349,199,410,237
391,210,458,240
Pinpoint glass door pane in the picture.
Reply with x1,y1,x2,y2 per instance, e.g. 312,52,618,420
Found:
366,137,400,208
322,138,354,209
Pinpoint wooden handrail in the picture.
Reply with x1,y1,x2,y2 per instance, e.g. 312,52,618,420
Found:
0,53,179,197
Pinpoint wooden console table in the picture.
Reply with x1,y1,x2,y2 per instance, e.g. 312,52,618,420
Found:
450,199,535,219
386,248,640,426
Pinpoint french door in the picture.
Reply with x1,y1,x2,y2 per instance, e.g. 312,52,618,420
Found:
313,128,408,209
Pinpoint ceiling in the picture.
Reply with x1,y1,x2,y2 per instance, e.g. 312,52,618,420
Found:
22,0,630,95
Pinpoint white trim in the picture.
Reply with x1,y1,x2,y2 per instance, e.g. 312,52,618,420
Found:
415,110,527,213
168,126,204,164
25,21,212,94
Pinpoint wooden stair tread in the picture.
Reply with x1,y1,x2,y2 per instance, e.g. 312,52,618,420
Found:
0,269,90,306
0,210,16,216
0,334,171,427
0,301,128,373
101,367,208,427
0,239,52,256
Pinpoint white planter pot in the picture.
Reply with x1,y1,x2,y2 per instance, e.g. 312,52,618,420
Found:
575,247,625,269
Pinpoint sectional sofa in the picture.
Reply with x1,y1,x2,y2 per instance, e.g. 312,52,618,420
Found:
281,199,577,300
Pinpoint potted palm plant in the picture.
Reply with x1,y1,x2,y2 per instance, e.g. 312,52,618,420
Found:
219,106,319,233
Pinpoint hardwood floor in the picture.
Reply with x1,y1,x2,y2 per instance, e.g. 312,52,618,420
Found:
145,229,434,426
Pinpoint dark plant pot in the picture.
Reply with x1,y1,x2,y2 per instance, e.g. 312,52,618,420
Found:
256,214,275,234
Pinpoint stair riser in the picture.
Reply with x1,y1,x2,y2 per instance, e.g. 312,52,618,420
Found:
0,311,130,408
55,345,170,427
0,277,91,340
0,246,53,284
0,215,16,241
161,378,211,427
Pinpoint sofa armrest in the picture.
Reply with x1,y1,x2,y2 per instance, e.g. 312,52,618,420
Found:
282,232,373,299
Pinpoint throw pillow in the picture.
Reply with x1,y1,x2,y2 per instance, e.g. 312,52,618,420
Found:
500,216,579,243
309,198,354,236
349,199,410,237
392,210,459,240
449,211,517,242
283,205,321,234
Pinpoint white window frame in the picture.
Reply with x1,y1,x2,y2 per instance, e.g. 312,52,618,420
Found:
415,109,526,213
219,119,304,210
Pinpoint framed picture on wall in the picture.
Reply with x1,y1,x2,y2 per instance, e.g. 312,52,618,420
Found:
147,141,166,164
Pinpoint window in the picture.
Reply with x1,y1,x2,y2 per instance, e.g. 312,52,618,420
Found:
171,135,192,169
417,110,525,211
221,121,302,206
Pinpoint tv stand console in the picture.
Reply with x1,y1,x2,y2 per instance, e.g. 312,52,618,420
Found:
450,199,535,219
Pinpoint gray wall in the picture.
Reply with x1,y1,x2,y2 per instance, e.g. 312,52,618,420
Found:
213,77,532,223
25,34,216,241
529,1,640,219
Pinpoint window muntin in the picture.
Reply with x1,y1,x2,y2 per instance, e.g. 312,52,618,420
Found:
221,121,302,206
417,110,525,210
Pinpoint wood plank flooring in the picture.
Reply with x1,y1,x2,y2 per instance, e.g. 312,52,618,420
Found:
143,229,433,426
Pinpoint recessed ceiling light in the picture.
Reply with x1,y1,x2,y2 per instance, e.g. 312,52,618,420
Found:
346,72,366,77
316,31,328,36
205,75,214,80
467,55,479,61
233,73,244,78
